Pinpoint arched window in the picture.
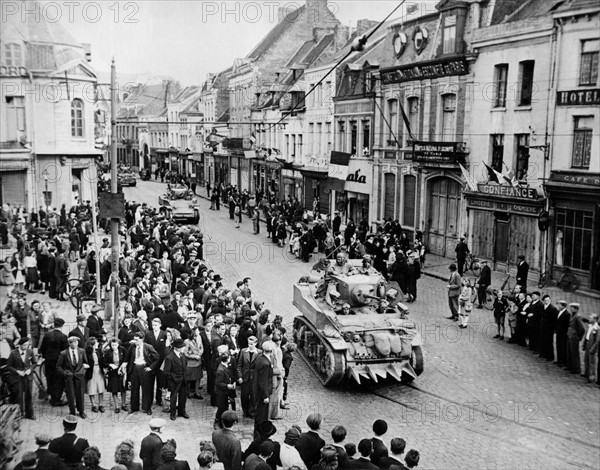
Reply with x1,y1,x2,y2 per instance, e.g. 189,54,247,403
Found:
71,99,84,137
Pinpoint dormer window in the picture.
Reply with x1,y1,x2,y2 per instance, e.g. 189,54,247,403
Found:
2,43,23,67
442,15,456,54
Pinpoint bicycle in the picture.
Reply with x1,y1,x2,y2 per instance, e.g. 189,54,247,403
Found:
463,253,482,277
469,279,494,310
538,266,580,292
69,279,98,309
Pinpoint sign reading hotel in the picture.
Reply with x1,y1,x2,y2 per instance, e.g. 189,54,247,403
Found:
556,89,600,106
381,57,469,84
477,183,538,200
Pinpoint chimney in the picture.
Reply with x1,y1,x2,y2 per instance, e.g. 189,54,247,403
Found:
82,43,91,62
334,25,350,50
471,1,481,29
356,19,379,36
313,26,335,42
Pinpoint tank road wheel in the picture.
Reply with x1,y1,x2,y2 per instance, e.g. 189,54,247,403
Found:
319,347,345,387
402,346,424,383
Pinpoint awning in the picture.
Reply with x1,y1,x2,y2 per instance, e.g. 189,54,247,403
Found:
300,169,329,180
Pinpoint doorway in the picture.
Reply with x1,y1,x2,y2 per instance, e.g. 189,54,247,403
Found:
494,212,510,263
426,177,461,256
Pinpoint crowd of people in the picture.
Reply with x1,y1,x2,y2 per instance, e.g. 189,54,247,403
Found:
13,412,422,470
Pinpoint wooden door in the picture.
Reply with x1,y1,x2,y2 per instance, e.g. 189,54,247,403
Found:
495,218,510,262
427,178,461,256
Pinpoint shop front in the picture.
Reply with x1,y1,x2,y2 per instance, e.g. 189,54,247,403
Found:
465,183,545,271
300,169,329,214
344,158,372,224
545,171,600,291
213,153,229,186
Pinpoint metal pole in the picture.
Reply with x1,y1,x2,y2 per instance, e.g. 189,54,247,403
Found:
110,58,120,333
89,185,102,304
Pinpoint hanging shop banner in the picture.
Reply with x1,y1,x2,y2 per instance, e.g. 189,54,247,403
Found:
380,56,469,84
328,150,352,180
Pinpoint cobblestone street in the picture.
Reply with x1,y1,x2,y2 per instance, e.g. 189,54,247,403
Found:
5,180,598,470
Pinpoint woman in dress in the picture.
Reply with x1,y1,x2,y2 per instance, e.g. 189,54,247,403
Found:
23,250,39,293
458,279,473,329
85,336,106,412
184,327,204,399
10,252,24,292
105,338,127,413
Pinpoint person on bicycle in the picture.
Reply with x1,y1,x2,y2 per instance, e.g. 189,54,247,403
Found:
476,260,491,309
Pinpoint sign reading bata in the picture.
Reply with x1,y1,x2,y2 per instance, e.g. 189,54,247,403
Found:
477,183,538,199
556,89,600,106
381,56,469,84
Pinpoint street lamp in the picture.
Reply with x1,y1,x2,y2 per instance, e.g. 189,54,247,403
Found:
42,169,52,222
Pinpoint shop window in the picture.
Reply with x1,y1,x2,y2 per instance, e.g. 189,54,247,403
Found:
518,60,535,106
580,39,599,86
3,96,26,142
403,175,416,227
71,99,85,138
442,15,456,54
350,121,358,155
406,97,419,146
491,134,504,172
441,94,456,140
362,120,370,155
316,123,322,154
494,64,508,108
2,43,22,67
387,99,398,144
572,116,593,169
383,173,396,219
337,121,346,152
515,134,529,181
555,208,593,271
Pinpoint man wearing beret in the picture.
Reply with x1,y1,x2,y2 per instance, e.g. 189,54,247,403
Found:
6,337,36,419
49,415,90,470
162,338,189,421
57,335,89,418
68,314,90,345
39,317,69,406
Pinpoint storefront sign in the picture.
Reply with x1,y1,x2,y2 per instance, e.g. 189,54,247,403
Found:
381,56,469,84
413,141,459,162
477,183,538,199
344,158,372,194
556,89,600,106
0,66,29,77
550,172,600,186
467,199,542,216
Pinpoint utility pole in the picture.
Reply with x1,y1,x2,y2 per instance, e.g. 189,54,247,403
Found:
110,58,120,333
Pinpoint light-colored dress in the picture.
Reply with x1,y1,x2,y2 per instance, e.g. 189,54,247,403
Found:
87,350,106,395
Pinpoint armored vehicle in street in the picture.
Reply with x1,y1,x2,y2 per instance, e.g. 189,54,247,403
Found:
293,261,424,386
158,194,200,224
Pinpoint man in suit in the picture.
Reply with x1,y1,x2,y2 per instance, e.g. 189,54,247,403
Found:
566,303,586,374
253,341,274,435
33,433,65,470
214,352,236,428
516,255,529,291
121,332,160,414
370,419,389,467
211,322,228,406
68,314,90,345
55,251,69,301
140,418,165,470
6,337,36,419
48,415,90,470
145,317,167,407
237,335,260,418
163,338,189,421
56,335,89,418
346,439,378,469
243,440,274,470
455,236,469,276
582,313,600,382
39,317,68,406
476,260,491,309
538,295,558,361
176,273,190,296
296,413,326,469
86,304,104,339
132,309,149,336
384,438,408,470
212,410,242,470
554,300,570,367
446,264,461,321
47,247,57,299
526,291,544,353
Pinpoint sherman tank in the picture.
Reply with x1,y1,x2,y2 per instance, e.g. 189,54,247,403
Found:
292,262,424,387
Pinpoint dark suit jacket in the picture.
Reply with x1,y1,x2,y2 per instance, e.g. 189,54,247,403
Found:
237,348,261,383
478,265,492,287
56,347,88,378
242,454,266,470
163,350,187,386
35,448,66,470
156,460,191,470
124,342,160,373
295,431,325,468
567,313,586,341
49,433,90,466
516,261,529,287
6,348,36,383
212,428,242,470
555,309,570,336
447,271,462,298
145,329,168,362
252,353,273,402
370,437,388,467
40,329,69,365
68,326,90,345
344,457,379,469
140,432,163,470
86,314,103,338
384,456,409,470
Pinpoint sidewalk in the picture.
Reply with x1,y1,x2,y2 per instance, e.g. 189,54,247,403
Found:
421,253,600,314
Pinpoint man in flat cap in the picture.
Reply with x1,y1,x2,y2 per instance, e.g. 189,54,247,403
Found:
6,337,36,419
68,314,90,345
566,303,586,374
33,433,64,470
554,300,570,367
140,418,165,470
39,317,69,406
582,313,599,382
49,415,90,470
86,304,104,339
56,335,89,418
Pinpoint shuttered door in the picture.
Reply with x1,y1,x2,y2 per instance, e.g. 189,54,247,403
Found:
304,178,315,210
403,175,416,227
509,215,538,267
472,210,494,259
0,171,26,207
383,173,395,219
